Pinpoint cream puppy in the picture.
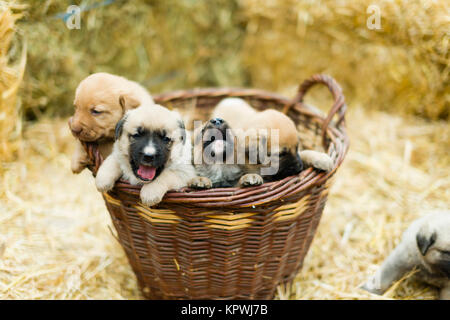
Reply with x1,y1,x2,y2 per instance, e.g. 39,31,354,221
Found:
212,97,258,129
69,72,154,174
362,211,450,300
212,98,333,186
95,103,195,206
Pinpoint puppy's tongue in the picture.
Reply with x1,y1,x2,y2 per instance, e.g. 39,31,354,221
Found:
138,165,156,180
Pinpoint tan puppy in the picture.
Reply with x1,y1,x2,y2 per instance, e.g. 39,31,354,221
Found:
95,103,195,207
237,109,303,186
212,98,333,187
69,72,154,174
362,211,450,300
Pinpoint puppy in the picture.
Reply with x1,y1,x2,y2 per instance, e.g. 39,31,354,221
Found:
95,103,196,207
212,98,333,187
362,211,450,300
188,118,242,189
69,72,154,174
212,97,258,129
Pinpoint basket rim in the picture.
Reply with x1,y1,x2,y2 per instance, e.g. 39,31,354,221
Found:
83,76,350,208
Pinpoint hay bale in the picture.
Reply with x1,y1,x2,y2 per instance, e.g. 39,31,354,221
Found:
14,0,450,120
19,0,247,119
240,0,449,120
0,2,26,164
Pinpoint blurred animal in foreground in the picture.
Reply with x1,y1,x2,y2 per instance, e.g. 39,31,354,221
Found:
362,211,450,300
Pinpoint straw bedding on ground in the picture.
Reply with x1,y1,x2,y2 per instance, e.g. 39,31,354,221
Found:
0,108,448,299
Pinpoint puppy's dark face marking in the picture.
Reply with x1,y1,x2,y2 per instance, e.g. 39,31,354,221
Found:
274,148,303,180
417,231,437,256
128,126,172,181
255,147,303,182
417,230,450,277
201,118,234,162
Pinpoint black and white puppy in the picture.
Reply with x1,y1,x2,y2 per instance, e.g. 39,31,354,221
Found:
362,211,450,299
189,118,242,188
95,103,196,206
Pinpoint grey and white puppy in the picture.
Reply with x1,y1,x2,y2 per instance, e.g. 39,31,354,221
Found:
95,103,196,206
189,118,242,188
362,211,450,299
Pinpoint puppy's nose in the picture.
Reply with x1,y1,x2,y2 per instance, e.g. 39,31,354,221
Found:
71,127,82,134
210,118,224,126
142,154,154,163
70,125,83,135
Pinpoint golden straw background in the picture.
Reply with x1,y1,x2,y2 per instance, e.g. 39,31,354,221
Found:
1,0,449,299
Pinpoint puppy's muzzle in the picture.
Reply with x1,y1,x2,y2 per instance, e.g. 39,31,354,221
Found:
204,118,229,136
210,118,224,126
68,117,83,136
141,152,155,165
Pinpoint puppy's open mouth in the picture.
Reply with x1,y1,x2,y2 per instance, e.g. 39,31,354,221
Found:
136,165,157,181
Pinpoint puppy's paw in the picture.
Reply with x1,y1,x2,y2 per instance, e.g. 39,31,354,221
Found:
71,160,86,174
140,183,167,207
238,174,264,187
71,155,91,174
95,171,116,192
312,155,333,172
360,276,385,295
299,150,334,172
188,177,213,189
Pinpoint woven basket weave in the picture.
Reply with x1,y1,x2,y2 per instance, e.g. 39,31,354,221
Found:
82,74,349,299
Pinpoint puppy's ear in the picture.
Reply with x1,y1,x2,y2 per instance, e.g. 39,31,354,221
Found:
115,114,128,140
416,229,437,256
119,95,141,111
178,119,186,144
171,110,186,144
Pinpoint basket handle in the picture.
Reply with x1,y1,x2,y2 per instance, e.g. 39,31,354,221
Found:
283,74,347,148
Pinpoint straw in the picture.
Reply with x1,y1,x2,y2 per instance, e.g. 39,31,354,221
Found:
0,108,447,299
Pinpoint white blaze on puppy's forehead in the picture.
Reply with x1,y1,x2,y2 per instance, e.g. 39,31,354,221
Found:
123,104,180,134
143,143,156,155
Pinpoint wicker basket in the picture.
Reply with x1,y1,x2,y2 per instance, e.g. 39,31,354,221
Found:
82,74,349,299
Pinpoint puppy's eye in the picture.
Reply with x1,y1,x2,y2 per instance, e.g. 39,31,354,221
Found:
91,109,102,115
210,136,216,142
132,131,143,139
131,127,145,138
162,136,172,143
